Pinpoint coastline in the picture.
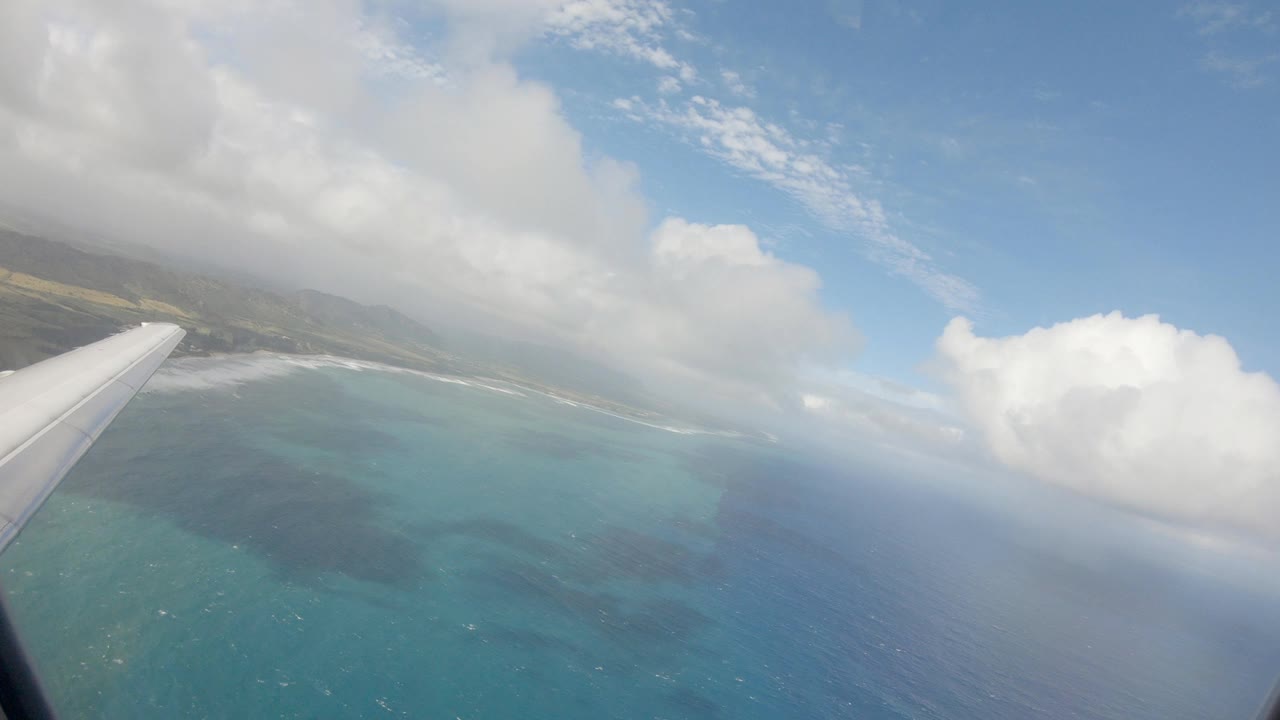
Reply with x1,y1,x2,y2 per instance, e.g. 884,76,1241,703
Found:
147,349,766,441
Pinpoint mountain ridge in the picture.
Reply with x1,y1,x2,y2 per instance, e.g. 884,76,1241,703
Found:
0,229,449,372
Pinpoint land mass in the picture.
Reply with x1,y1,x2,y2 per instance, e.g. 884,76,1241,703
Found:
0,229,690,430
0,229,451,371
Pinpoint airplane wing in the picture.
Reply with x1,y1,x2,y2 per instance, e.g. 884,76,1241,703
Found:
0,323,185,553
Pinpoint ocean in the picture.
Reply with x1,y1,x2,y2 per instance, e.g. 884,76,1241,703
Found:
2,354,1278,719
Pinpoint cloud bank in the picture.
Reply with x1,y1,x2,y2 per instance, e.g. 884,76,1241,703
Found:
0,0,855,410
937,312,1280,536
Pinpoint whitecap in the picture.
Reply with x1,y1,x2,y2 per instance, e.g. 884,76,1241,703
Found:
143,353,303,393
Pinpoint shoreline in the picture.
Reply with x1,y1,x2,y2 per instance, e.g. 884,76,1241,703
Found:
150,350,765,441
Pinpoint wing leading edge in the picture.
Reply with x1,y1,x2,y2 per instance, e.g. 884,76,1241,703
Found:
0,323,185,553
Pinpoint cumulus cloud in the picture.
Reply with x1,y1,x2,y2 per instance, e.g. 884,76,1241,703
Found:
0,0,854,411
607,219,857,396
937,312,1280,537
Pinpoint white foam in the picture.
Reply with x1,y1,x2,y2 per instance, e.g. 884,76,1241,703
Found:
148,352,532,401
144,352,753,438
516,385,750,439
143,353,303,393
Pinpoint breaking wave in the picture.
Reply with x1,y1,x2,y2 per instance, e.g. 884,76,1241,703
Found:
142,352,747,438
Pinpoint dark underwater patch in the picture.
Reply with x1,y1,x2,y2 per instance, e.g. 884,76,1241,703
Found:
413,517,721,587
67,447,424,587
596,596,716,643
480,625,584,655
457,550,718,652
412,518,572,562
568,525,706,585
460,553,622,622
666,687,721,719
61,380,427,589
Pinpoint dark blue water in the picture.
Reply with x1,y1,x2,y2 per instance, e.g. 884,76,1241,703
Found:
2,355,1278,718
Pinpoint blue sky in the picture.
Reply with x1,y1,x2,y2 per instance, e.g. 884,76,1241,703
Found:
509,0,1280,384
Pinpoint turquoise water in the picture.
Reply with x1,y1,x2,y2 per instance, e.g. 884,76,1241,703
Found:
2,356,1279,718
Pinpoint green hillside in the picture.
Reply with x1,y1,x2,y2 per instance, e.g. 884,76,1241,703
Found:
0,230,450,371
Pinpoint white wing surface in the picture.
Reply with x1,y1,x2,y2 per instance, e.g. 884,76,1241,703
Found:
0,324,185,552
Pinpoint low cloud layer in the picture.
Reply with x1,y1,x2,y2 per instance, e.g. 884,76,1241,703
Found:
937,312,1280,536
0,0,855,408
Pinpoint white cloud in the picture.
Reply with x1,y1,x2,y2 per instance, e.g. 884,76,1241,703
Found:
1178,1,1276,35
352,28,448,84
656,75,682,94
652,217,769,267
720,69,754,98
627,219,858,393
1031,87,1061,102
798,386,966,450
543,0,696,80
828,0,865,30
937,312,1280,537
0,0,854,412
1201,50,1279,88
1178,2,1278,88
616,95,979,313
789,365,972,461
